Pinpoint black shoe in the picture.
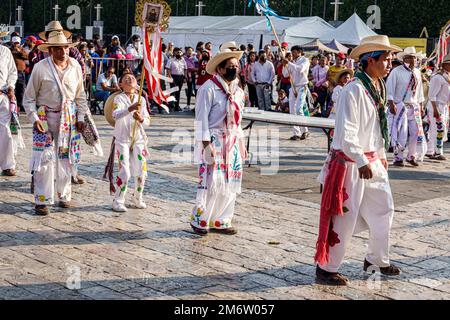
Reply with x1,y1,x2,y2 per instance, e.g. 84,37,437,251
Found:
388,146,394,153
300,132,310,140
35,205,49,216
315,266,349,286
210,227,238,235
289,135,300,141
363,259,402,276
191,224,208,236
406,158,419,167
392,160,405,167
431,154,447,161
174,106,182,112
2,169,16,176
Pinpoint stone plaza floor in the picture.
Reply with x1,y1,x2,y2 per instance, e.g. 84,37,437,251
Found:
0,111,449,300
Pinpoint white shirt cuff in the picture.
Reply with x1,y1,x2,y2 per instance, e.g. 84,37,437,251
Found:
356,154,370,169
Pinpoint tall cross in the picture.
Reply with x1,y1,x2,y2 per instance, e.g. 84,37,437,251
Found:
94,4,103,21
196,1,206,16
53,4,61,21
331,0,344,21
16,5,24,21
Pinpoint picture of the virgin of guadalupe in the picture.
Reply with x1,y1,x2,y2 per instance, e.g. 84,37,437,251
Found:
143,3,163,26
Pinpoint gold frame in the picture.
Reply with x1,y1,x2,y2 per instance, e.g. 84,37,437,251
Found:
135,0,171,32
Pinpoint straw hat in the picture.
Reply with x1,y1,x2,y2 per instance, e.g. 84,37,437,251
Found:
104,92,122,127
397,46,423,61
39,21,72,40
206,49,243,75
0,31,9,38
219,41,238,51
350,35,402,61
38,30,78,52
335,68,354,83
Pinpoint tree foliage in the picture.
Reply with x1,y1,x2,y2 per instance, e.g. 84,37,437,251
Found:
0,0,448,38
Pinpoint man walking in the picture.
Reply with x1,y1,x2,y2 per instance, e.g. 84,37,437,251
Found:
23,29,88,216
315,35,402,285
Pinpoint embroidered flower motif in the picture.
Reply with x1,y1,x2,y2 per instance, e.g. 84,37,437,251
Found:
343,188,349,202
121,186,127,192
38,195,46,202
197,208,203,215
116,177,123,187
215,221,222,228
200,220,207,228
138,154,143,161
142,161,147,172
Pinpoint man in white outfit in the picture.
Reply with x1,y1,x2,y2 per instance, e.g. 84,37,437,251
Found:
315,35,402,286
426,54,450,160
23,30,88,216
0,41,19,176
386,47,426,167
282,46,310,141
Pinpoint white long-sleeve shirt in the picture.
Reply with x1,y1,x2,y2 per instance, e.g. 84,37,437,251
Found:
195,76,245,142
282,55,310,88
386,65,425,104
331,77,387,168
0,45,18,91
252,60,275,84
428,72,450,105
112,93,150,144
23,57,89,124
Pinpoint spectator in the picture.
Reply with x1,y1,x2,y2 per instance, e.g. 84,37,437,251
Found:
311,56,330,117
264,44,274,62
184,47,198,109
196,50,213,90
107,35,126,57
253,51,275,111
277,51,292,97
245,51,258,108
23,36,36,55
239,44,247,88
330,68,354,118
95,66,120,104
28,40,45,77
167,42,174,58
126,34,143,73
276,89,289,113
166,47,187,112
205,42,213,57
10,36,28,111
92,34,103,55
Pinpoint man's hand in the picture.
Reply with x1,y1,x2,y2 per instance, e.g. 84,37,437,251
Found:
7,87,15,101
381,159,389,170
128,103,141,113
76,121,86,132
358,164,373,180
133,111,144,123
34,120,46,133
281,58,289,67
388,101,397,115
203,141,216,166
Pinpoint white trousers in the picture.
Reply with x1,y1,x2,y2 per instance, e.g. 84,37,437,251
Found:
427,102,449,156
319,160,395,273
289,86,309,136
191,187,237,230
0,125,15,171
256,84,272,111
114,141,147,207
34,112,72,205
390,103,420,162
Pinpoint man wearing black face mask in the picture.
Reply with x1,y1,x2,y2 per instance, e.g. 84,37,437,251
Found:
165,47,187,112
196,51,213,90
253,51,275,111
191,48,248,236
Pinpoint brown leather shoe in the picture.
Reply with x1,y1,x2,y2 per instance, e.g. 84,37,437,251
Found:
211,227,238,235
2,169,16,176
190,224,208,236
35,205,49,216
406,158,419,167
315,266,349,286
432,154,447,161
363,259,402,276
58,201,72,209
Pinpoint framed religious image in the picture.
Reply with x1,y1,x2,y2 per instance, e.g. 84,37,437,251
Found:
142,3,163,27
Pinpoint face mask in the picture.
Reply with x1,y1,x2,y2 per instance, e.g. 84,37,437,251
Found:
202,55,209,61
176,54,182,59
223,67,238,81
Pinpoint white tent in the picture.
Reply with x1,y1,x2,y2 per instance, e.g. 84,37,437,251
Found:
162,15,335,52
320,13,378,46
324,39,350,53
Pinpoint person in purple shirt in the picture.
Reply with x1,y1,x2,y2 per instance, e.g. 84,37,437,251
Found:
184,47,198,108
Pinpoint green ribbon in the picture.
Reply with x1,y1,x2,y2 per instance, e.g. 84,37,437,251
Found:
354,71,390,150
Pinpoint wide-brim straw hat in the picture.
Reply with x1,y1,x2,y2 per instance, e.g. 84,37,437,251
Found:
350,35,402,61
397,46,423,61
0,31,9,38
441,54,450,64
38,30,78,52
104,92,122,127
39,21,72,40
335,68,355,83
206,49,243,75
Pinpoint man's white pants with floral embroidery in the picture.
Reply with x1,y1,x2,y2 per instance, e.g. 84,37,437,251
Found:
34,112,72,205
318,159,395,273
114,141,147,207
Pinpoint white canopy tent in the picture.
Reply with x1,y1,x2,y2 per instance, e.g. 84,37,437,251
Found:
162,16,335,52
320,13,378,46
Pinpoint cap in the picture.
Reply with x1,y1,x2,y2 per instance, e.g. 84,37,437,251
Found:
11,36,21,44
112,35,119,40
336,52,346,60
35,40,44,46
26,35,37,43
281,42,289,48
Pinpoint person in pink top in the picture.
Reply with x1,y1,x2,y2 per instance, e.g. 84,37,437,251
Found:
311,56,330,117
